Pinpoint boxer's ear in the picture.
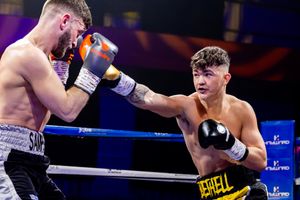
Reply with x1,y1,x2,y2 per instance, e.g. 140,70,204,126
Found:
60,14,71,31
224,72,231,85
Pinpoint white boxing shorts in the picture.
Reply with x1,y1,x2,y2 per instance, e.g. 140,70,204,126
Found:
0,124,65,200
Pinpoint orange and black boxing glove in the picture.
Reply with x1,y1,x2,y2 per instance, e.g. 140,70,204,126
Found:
74,32,119,95
50,48,74,85
76,32,136,96
50,35,85,85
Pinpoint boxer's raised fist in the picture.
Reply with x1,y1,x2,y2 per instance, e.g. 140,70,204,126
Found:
74,33,118,94
79,33,118,78
198,119,249,161
50,48,74,85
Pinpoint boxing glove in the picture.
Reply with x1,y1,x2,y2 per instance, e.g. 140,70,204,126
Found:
100,68,136,97
88,43,136,96
198,119,249,161
74,33,118,94
50,49,74,85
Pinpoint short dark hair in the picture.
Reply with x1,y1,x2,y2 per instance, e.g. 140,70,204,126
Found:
190,46,230,70
43,0,92,30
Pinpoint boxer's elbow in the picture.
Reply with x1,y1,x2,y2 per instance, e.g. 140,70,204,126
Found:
255,154,267,172
260,149,268,171
257,159,267,172
56,114,77,123
246,161,266,172
63,111,79,122
243,148,267,172
261,155,268,171
54,108,79,123
62,114,77,123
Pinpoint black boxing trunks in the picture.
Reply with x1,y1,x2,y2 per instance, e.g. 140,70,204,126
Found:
196,165,268,200
0,124,65,200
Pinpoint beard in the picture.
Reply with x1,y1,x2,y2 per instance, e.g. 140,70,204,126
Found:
51,31,71,59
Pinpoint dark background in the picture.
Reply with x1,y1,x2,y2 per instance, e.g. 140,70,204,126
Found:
18,0,299,132
1,0,300,199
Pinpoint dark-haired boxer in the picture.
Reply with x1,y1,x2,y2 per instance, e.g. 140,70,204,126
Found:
100,46,268,199
0,0,118,199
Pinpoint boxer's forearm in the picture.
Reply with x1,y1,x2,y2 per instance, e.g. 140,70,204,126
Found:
240,147,267,172
101,68,183,117
51,87,90,122
126,83,149,105
126,83,182,118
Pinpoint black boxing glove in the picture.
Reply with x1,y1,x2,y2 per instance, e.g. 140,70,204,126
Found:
198,119,249,161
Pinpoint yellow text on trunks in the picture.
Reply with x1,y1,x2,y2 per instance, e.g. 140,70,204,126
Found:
197,172,234,199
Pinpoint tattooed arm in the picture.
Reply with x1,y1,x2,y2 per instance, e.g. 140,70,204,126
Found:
101,71,186,117
125,83,185,118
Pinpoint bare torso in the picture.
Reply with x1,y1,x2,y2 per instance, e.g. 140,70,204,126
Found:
175,92,244,176
0,38,50,131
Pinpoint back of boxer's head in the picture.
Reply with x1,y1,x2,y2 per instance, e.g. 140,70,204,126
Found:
190,46,230,72
41,0,92,30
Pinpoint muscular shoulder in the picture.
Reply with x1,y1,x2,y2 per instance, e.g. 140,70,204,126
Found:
167,93,197,114
5,39,38,58
227,95,255,118
170,93,192,101
174,92,202,112
188,92,200,100
4,39,51,79
169,93,198,106
188,92,204,105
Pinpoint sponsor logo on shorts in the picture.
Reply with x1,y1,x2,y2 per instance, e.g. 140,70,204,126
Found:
29,132,45,153
197,172,234,199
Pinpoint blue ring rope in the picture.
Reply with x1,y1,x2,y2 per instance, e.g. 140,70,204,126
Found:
44,125,184,142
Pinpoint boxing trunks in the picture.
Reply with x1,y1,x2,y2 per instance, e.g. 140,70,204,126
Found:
196,165,268,200
0,124,65,200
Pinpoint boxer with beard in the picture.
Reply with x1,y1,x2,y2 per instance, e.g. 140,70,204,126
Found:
0,0,118,199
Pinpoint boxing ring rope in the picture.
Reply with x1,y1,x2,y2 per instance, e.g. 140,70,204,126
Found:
44,125,197,184
47,165,197,183
44,125,184,142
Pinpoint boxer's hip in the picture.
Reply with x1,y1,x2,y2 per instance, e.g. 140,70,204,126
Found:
196,165,257,199
0,124,45,160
